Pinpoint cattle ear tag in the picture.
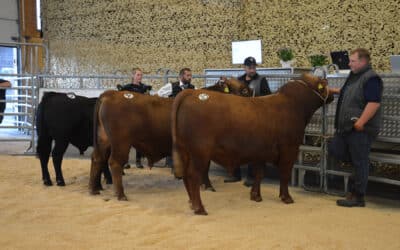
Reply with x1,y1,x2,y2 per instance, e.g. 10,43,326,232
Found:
67,93,76,99
224,86,230,93
124,93,134,99
318,84,323,90
198,93,209,101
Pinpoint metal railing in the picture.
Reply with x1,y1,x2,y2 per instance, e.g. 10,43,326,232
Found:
0,71,399,194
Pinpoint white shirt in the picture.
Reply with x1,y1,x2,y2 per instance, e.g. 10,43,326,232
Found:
157,81,196,97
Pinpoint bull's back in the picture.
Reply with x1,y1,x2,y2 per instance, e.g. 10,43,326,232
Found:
174,90,305,165
98,91,174,158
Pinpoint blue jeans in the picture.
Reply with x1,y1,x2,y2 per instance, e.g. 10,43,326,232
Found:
328,131,372,195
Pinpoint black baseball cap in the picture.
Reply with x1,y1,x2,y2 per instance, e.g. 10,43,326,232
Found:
244,56,257,66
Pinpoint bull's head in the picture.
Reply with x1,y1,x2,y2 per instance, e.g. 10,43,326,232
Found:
221,77,252,97
301,73,334,104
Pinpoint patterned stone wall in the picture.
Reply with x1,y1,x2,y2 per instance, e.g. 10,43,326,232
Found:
42,0,400,80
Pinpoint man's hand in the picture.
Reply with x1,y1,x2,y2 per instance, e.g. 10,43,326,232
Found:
353,120,364,131
353,102,380,132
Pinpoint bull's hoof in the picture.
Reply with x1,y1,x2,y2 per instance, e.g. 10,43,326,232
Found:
117,195,128,201
206,186,216,192
194,207,208,215
43,179,53,186
90,189,101,195
250,192,262,202
56,180,66,186
280,196,294,204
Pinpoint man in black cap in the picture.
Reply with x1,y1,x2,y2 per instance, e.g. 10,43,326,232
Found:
224,56,272,186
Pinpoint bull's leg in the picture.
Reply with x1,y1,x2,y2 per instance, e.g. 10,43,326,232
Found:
201,162,216,192
102,147,112,184
89,147,106,195
188,158,208,215
278,152,297,204
183,176,193,204
250,163,264,202
38,136,53,186
109,146,130,201
51,140,69,186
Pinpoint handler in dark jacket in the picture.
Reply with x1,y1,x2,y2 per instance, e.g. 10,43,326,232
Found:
328,48,383,207
117,68,152,169
224,56,272,186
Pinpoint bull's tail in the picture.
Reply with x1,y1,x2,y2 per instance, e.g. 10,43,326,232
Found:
35,92,57,157
92,95,103,149
171,91,193,178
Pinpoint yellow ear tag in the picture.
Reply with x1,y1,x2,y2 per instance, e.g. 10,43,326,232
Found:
224,87,230,93
318,84,323,90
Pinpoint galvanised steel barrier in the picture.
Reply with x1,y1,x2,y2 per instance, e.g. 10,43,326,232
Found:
1,71,399,194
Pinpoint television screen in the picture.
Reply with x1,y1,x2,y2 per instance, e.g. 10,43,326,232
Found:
330,51,350,69
232,40,262,65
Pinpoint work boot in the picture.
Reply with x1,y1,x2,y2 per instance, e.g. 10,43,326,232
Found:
224,176,241,183
336,193,365,207
135,161,144,169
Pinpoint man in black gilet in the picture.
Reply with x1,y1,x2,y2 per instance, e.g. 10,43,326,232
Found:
157,67,195,98
224,57,272,186
328,48,383,207
117,68,152,169
157,68,195,167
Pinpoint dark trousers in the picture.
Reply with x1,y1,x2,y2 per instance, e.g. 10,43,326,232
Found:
165,155,173,166
328,131,372,195
136,151,142,163
233,165,254,180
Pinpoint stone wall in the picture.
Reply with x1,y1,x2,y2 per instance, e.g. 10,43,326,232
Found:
42,0,400,80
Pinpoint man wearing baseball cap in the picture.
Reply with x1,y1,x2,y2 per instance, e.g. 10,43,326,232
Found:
224,56,272,186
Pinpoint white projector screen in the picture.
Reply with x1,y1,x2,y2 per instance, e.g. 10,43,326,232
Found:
231,40,262,65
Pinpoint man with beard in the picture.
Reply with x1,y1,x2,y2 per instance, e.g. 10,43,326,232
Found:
224,56,272,186
157,67,195,167
157,67,195,98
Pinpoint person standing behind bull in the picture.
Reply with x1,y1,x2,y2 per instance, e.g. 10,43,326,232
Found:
328,48,383,207
157,67,195,98
0,78,12,124
117,68,152,169
224,56,272,186
157,67,195,167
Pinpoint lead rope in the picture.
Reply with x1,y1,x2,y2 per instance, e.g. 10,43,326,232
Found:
289,79,329,104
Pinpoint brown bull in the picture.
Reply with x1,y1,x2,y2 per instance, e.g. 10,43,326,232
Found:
172,73,334,215
89,78,251,200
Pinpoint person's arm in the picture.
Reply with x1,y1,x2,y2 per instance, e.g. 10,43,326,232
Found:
354,76,383,131
260,77,271,95
157,83,172,97
0,79,11,88
328,87,341,95
354,103,381,131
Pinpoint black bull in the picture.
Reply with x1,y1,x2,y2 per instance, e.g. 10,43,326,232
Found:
36,92,112,186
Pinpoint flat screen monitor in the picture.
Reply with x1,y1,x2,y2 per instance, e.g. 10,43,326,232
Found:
330,51,350,69
232,40,262,65
390,55,400,72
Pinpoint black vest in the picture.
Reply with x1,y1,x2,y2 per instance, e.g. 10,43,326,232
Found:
335,65,383,137
118,82,151,94
169,81,195,97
